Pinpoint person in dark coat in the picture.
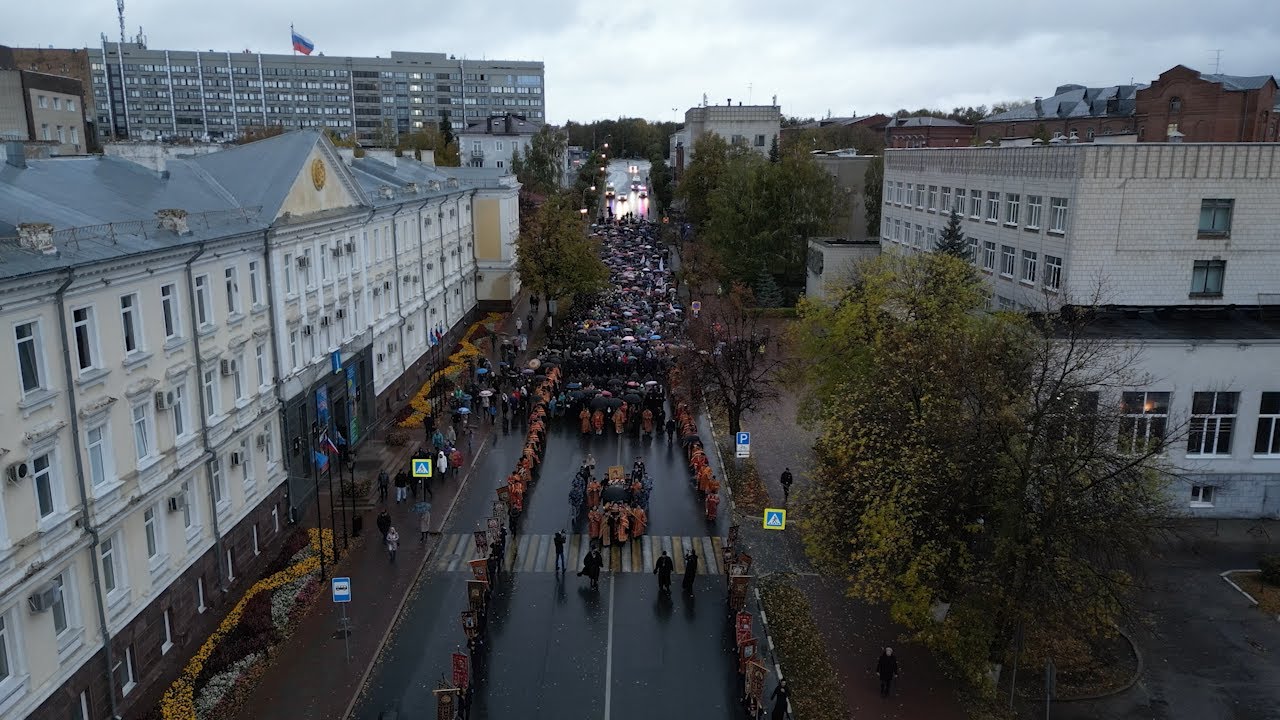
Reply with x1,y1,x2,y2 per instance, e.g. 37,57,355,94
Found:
376,469,389,502
770,678,791,720
877,647,899,697
578,548,603,590
682,549,699,593
665,418,676,441
780,468,794,503
375,508,391,540
553,530,566,571
653,550,674,593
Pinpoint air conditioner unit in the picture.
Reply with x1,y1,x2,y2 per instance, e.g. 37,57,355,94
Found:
344,242,355,253
255,433,267,449
319,316,331,327
296,256,310,268
155,390,177,411
27,583,61,614
220,358,237,376
229,451,244,467
167,494,187,512
6,461,29,484
335,308,346,319
302,325,314,336
331,246,343,258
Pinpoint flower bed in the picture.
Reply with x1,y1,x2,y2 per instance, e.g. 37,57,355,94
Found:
159,528,335,720
760,579,847,720
396,312,503,429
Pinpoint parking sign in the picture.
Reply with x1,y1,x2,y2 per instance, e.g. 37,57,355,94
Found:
735,431,750,458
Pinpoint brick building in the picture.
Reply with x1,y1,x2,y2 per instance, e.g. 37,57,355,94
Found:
884,116,974,148
1135,65,1280,142
976,84,1142,144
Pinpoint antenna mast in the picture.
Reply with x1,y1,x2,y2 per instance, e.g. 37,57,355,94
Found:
116,0,126,43
1211,49,1223,73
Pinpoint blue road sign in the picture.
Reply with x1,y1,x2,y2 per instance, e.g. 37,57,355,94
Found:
763,509,786,531
736,431,751,458
412,458,433,478
331,576,352,603
736,432,750,446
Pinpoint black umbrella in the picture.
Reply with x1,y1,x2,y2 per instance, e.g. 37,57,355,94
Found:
622,393,643,405
606,397,624,409
590,397,610,410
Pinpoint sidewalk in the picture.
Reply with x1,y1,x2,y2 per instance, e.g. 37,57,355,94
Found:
233,298,537,720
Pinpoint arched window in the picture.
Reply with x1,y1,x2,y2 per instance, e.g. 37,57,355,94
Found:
1087,128,1095,140
1170,96,1182,113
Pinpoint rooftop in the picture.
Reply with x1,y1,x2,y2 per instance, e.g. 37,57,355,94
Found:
982,84,1144,124
461,114,541,136
1198,72,1277,92
888,116,970,128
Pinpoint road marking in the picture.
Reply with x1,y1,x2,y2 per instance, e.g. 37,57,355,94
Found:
604,572,616,720
428,534,725,573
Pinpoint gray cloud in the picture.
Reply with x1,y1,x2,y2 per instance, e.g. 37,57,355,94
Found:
4,0,1280,124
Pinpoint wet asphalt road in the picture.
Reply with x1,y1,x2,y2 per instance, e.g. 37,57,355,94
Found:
354,402,738,720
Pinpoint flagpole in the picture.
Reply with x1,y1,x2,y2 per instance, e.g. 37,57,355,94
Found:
291,23,296,56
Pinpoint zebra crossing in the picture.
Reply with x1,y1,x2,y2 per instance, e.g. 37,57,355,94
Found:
430,533,725,575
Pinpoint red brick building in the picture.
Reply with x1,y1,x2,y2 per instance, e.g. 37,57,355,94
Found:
1135,65,1279,142
976,84,1141,143
884,116,974,148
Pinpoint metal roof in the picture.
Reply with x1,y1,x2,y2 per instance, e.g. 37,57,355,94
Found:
1198,72,1276,91
888,116,969,128
982,84,1145,124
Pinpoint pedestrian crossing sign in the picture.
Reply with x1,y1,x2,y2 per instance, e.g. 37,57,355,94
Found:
412,458,433,478
763,509,786,530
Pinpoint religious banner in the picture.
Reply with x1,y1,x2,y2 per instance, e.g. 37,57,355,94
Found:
473,530,489,556
728,524,740,549
728,574,752,611
736,611,752,646
496,485,510,504
738,637,759,675
433,688,458,720
744,659,767,711
487,516,500,531
468,558,489,584
467,580,487,611
461,610,478,639
451,651,469,689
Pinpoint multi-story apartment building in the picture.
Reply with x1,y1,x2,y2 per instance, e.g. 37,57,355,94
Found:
0,47,90,154
0,127,519,719
457,114,539,170
14,40,544,146
880,143,1280,517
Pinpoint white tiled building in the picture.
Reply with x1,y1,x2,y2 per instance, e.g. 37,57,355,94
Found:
880,143,1280,517
0,128,520,720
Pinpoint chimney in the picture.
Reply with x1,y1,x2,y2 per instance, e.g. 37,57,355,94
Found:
155,209,191,235
17,222,56,253
378,185,395,199
1034,97,1043,117
404,182,419,195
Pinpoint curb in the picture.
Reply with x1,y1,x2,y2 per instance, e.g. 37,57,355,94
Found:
1056,625,1145,703
1221,568,1262,606
753,584,793,717
340,432,492,720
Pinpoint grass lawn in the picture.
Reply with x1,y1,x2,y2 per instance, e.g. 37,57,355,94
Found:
1232,571,1280,616
760,580,846,720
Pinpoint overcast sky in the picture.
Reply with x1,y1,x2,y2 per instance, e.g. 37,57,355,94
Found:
7,0,1280,124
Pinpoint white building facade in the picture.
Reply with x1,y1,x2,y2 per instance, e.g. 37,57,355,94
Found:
457,114,538,171
0,128,520,720
880,143,1280,517
669,103,781,175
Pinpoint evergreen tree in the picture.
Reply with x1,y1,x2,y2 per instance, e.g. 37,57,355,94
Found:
438,113,455,149
754,270,785,308
768,134,780,163
934,210,971,260
863,156,883,239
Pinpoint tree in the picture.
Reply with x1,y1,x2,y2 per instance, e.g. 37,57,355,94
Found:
235,125,287,144
795,253,1178,692
680,286,783,435
754,270,784,308
516,126,566,195
510,145,526,179
514,192,609,306
768,134,780,163
438,114,456,150
675,133,732,227
934,210,970,260
647,151,674,212
863,155,883,239
375,119,398,149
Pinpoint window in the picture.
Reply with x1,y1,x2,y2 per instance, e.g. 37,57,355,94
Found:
232,354,246,401
1190,484,1215,506
255,343,267,387
926,227,936,249
1198,199,1233,237
940,187,951,212
67,98,75,112
53,97,62,110
926,185,937,211
1190,260,1226,297
289,330,299,369
119,294,142,354
0,615,10,681
172,383,190,439
1026,195,1042,230
51,574,69,636
914,224,924,249
1049,197,1069,233
203,368,220,419
248,261,262,305
954,188,966,214
1255,392,1280,455
144,506,159,559
72,306,99,371
1000,245,1016,277
160,284,181,339
196,576,206,612
120,645,136,695
914,184,924,208
224,267,240,315
1044,255,1063,291
211,456,226,506
1119,391,1170,453
194,275,212,328
33,451,56,519
131,404,154,461
15,319,46,396
986,192,1000,222
1188,391,1239,456
969,189,982,218
100,536,119,593
754,134,766,147
283,253,296,294
1020,250,1038,284
982,241,996,271
87,425,111,487
320,249,330,281
1170,96,1183,113
302,249,314,286
38,94,48,108
162,608,174,654
1004,193,1020,225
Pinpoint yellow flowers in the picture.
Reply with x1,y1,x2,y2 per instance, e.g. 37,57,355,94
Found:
160,528,335,720
396,313,503,429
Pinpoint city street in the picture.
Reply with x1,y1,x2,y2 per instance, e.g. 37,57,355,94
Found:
603,158,654,221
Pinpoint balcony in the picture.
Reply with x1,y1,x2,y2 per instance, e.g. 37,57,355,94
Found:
470,148,485,159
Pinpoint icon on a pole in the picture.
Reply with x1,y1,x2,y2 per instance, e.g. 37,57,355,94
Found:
762,509,786,530
331,576,352,603
412,458,433,478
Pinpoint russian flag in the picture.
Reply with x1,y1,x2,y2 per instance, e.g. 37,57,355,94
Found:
319,432,340,456
291,29,315,55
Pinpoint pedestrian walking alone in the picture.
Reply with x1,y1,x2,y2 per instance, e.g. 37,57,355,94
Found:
653,550,674,593
578,548,603,591
377,469,389,502
780,468,794,503
394,471,409,503
386,527,400,563
376,507,391,541
418,505,432,544
770,678,791,720
877,647,899,697
682,549,699,593
554,530,566,571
